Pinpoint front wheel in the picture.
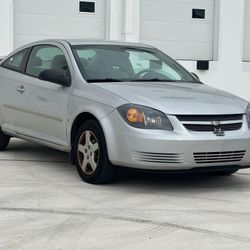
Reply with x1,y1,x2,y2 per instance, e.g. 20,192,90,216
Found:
73,120,116,184
0,129,10,151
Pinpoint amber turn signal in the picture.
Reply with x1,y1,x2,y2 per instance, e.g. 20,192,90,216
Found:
127,108,144,124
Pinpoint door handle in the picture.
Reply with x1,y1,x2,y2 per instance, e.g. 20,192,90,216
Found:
17,85,25,94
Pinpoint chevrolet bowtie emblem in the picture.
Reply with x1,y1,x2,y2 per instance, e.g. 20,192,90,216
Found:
211,121,225,136
213,127,225,137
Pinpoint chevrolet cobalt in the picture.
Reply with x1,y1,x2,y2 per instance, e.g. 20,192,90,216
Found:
0,40,250,184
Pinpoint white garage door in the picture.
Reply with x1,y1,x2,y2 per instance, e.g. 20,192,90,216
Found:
14,0,106,49
244,0,250,61
140,0,215,60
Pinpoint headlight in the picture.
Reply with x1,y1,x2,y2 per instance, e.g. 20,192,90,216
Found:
117,104,173,130
246,104,250,129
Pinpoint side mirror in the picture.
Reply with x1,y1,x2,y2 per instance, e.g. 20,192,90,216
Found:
39,69,71,87
191,72,200,80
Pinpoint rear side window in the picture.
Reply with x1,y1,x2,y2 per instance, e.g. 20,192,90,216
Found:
26,45,70,78
2,49,29,73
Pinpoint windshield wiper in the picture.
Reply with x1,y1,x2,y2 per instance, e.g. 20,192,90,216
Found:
88,78,199,83
88,78,124,83
130,78,178,82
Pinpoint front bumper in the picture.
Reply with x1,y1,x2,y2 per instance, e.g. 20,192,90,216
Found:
101,110,250,170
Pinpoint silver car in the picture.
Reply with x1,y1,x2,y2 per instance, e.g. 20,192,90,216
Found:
0,39,250,184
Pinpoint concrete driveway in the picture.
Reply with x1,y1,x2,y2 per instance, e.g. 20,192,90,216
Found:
0,139,250,250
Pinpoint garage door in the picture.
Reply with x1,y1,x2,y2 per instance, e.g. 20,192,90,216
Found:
14,0,106,49
244,0,250,61
140,0,215,60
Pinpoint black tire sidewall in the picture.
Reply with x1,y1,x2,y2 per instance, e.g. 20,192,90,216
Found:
0,130,10,151
73,120,114,184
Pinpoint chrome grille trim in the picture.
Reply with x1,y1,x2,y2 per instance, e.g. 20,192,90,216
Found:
184,123,242,132
194,150,245,164
132,151,184,164
182,120,242,125
176,114,243,132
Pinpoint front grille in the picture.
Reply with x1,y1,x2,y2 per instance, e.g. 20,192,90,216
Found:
132,151,183,164
177,114,243,132
184,123,242,132
177,114,243,122
194,150,246,164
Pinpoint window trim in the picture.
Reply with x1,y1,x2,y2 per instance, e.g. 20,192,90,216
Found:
192,9,206,19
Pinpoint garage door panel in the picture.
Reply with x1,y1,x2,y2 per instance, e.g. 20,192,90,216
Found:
14,0,106,49
14,14,105,37
143,39,213,60
141,22,213,42
244,0,250,61
145,0,214,5
140,0,215,60
14,35,53,49
14,0,106,18
141,1,215,23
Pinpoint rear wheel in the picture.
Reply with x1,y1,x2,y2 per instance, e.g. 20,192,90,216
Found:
0,129,10,151
73,120,116,184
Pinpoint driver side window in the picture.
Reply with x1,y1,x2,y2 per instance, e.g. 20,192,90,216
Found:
128,50,182,80
26,45,70,79
128,51,150,74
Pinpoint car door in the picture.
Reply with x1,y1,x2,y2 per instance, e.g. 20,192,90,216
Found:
12,43,73,150
0,48,32,133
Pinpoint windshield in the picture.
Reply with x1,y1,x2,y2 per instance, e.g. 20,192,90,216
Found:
72,45,199,83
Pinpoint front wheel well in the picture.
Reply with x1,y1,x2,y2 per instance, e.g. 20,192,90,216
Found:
70,112,101,165
70,112,100,148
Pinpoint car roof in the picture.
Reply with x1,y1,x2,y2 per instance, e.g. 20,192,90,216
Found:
24,39,155,49
66,39,154,48
0,39,156,63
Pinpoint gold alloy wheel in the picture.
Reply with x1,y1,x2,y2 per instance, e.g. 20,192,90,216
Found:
77,130,100,175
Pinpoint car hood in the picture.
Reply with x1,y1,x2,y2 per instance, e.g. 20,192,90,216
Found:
93,82,248,115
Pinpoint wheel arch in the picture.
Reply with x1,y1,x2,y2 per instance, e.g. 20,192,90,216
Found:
69,111,109,164
71,112,100,146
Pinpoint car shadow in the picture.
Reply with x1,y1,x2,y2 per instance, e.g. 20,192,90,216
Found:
113,167,250,193
4,139,250,193
5,138,69,162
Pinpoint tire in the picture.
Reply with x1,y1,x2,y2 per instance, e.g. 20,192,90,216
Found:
0,129,10,151
73,120,116,184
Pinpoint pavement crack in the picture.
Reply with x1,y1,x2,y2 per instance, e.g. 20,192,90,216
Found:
1,206,250,244
0,159,68,163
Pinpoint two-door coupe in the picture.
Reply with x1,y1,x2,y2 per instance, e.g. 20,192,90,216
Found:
0,39,250,184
